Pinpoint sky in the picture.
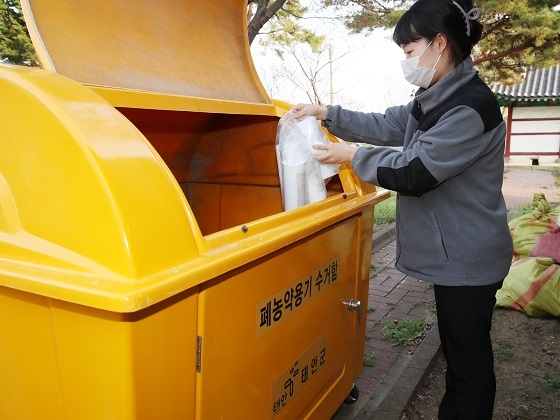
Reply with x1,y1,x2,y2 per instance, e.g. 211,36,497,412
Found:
250,2,560,111
249,4,415,113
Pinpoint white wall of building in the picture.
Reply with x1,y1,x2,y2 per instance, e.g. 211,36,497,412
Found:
507,105,560,163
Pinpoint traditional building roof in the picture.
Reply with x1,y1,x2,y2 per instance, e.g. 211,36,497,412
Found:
491,64,560,106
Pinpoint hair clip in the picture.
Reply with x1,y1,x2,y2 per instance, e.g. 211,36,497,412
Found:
452,1,480,36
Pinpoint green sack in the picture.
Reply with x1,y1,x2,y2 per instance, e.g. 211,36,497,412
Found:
496,257,560,317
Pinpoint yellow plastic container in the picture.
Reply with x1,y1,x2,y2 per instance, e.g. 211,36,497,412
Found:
0,1,389,418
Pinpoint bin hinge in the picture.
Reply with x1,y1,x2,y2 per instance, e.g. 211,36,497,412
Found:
196,336,202,373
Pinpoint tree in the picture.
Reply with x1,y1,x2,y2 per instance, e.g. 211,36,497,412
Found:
276,42,331,105
0,0,38,65
262,38,339,105
252,1,334,104
6,0,556,84
258,14,331,105
3,0,302,66
248,1,319,45
325,0,560,83
248,0,291,44
474,0,560,83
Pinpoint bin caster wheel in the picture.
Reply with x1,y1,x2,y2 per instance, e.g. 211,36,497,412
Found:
343,383,360,404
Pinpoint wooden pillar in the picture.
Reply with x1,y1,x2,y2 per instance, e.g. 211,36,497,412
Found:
504,104,513,158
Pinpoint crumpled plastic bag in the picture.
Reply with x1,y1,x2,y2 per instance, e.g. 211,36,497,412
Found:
276,110,339,211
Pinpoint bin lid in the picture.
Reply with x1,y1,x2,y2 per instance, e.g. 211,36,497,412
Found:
21,0,271,105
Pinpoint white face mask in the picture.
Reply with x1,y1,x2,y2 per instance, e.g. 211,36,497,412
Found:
400,39,442,89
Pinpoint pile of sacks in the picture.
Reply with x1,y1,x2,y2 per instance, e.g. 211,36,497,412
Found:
496,193,560,317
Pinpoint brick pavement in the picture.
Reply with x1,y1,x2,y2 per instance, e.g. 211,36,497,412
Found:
502,167,560,210
333,240,437,420
333,165,560,419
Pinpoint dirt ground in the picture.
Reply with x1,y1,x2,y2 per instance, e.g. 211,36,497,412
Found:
401,308,560,419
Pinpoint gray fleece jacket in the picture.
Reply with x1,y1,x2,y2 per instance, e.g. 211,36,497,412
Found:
323,57,513,286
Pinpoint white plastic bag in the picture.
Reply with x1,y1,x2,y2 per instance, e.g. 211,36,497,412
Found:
276,110,339,211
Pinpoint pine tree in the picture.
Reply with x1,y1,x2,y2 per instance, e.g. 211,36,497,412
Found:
327,0,560,83
0,0,38,65
3,0,558,83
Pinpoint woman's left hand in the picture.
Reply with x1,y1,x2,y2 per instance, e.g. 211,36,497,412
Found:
313,142,358,165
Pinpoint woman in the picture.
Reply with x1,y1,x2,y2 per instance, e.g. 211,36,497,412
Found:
293,0,513,418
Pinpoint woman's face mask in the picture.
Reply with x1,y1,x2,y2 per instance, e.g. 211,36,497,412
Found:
400,38,442,89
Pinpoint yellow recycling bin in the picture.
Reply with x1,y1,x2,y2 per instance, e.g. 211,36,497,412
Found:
0,1,389,419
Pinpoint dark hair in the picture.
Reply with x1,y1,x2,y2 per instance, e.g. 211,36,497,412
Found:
392,0,483,67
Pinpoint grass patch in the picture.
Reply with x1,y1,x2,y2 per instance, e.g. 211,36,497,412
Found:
374,192,396,227
547,167,560,185
409,300,422,309
363,351,376,367
367,305,375,313
382,318,426,346
495,342,515,362
507,203,533,223
426,300,437,311
545,372,560,390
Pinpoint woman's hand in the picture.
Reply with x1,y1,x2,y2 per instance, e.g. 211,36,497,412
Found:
290,103,355,164
292,103,328,120
313,142,358,165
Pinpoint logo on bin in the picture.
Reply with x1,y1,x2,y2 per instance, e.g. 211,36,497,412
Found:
271,333,327,417
256,258,339,338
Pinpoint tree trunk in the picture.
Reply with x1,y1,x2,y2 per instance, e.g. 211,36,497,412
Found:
247,0,288,45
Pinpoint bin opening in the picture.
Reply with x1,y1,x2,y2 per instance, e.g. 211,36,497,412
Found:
118,107,343,236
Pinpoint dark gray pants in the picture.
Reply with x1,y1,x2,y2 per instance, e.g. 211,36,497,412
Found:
434,281,503,420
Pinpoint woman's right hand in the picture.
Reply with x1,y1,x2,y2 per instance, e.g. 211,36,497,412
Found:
292,103,328,121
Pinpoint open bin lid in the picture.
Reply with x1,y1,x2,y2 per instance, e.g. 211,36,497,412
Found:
21,0,272,105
